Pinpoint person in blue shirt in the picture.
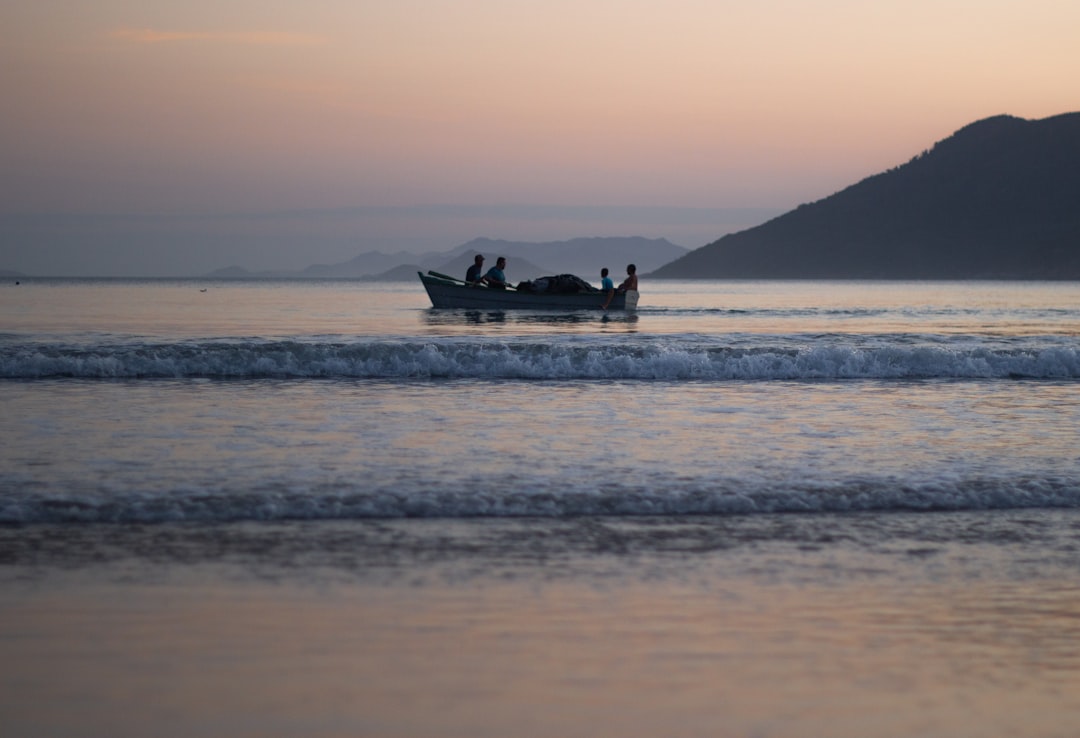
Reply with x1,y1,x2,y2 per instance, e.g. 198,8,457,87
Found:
465,254,485,284
484,256,509,289
600,267,615,309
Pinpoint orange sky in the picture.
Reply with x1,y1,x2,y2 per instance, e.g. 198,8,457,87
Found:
2,0,1078,272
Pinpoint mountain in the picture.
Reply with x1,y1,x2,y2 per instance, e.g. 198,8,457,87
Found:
360,263,428,281
427,251,550,282
297,247,459,278
205,236,687,280
205,247,458,279
456,236,688,277
358,252,552,283
651,113,1080,279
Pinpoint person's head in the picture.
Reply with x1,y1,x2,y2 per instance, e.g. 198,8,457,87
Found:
627,263,636,274
496,257,506,268
474,254,485,265
601,267,609,277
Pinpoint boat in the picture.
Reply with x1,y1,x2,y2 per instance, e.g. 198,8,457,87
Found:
418,271,637,310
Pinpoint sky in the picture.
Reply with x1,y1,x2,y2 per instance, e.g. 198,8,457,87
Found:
2,0,1078,276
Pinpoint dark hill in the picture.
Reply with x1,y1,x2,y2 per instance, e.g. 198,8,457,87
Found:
652,113,1080,279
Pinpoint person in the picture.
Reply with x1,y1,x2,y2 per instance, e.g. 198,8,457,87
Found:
600,267,615,310
465,254,485,284
484,256,509,289
617,263,639,310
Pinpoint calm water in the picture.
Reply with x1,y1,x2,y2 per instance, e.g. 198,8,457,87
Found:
3,278,1080,737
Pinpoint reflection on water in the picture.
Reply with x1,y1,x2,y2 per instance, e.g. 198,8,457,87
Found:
463,310,507,325
600,312,639,328
422,308,639,332
5,524,1080,738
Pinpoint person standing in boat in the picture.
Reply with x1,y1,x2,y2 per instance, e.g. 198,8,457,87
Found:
484,256,509,289
465,254,485,284
600,267,615,310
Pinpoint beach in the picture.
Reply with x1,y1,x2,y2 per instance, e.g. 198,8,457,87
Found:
3,278,1080,736
5,511,1080,737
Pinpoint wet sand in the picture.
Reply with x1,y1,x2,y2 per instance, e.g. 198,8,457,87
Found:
4,516,1080,737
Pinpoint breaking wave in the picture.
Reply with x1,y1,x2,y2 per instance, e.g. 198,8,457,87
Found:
3,339,1080,380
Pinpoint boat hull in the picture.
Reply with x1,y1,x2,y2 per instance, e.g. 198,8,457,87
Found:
419,273,629,310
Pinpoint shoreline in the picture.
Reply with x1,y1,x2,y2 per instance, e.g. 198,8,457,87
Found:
4,512,1080,737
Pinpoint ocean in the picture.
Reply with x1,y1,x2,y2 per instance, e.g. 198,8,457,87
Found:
3,277,1080,737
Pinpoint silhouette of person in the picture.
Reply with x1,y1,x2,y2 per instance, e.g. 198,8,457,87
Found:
600,267,615,309
484,257,509,289
465,254,485,284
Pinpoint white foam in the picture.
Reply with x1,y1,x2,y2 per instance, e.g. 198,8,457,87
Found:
3,339,1080,380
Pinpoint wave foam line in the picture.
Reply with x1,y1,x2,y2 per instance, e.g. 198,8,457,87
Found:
3,478,1079,524
3,341,1080,380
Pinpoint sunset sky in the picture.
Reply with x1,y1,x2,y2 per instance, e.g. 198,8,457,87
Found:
2,0,1078,275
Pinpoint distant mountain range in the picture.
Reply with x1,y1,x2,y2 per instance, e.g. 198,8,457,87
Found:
10,113,1079,281
653,112,1080,279
206,236,688,282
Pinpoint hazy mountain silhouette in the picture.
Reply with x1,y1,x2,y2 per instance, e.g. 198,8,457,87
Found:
425,251,550,282
652,113,1080,279
205,236,686,280
455,237,687,278
205,247,456,279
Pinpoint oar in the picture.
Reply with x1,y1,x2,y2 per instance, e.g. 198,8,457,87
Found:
428,270,466,283
428,270,516,290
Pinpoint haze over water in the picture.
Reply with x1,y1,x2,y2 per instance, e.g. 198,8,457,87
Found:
3,277,1080,736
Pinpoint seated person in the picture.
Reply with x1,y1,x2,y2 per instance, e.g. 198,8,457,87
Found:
465,254,485,284
617,263,638,292
484,256,509,289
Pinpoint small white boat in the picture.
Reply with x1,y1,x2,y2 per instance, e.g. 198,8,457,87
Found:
418,272,637,310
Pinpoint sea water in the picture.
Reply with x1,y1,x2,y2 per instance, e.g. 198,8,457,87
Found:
2,278,1080,737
